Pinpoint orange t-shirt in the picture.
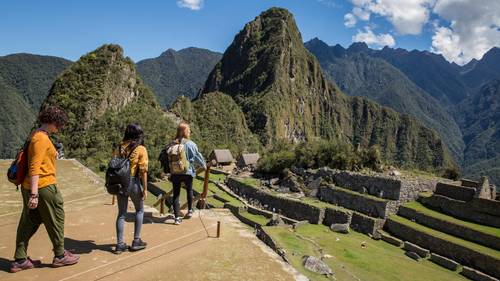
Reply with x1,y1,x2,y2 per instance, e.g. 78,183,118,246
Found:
22,131,57,189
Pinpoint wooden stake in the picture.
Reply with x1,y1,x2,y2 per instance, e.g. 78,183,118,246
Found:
217,221,221,238
112,195,116,205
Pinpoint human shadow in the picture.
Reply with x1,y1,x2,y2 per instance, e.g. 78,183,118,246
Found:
0,257,11,273
64,237,114,255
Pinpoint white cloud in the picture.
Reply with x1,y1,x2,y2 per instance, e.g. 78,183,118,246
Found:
177,0,204,10
352,27,396,48
431,0,500,64
345,0,435,35
344,13,357,28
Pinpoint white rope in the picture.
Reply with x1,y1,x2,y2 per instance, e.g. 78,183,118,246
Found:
0,193,104,218
57,224,216,281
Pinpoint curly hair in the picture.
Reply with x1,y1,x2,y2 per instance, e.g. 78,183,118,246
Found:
38,106,68,128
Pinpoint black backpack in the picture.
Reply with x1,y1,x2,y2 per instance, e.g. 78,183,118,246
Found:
105,145,138,195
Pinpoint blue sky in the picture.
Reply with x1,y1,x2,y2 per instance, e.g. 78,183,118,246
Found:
0,0,498,64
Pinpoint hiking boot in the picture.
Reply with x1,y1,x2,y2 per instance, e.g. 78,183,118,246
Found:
52,250,79,267
10,257,41,273
114,242,128,255
175,217,183,225
185,210,194,219
129,239,147,252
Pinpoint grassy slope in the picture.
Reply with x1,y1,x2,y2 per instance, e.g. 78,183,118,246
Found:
265,224,467,281
389,215,500,259
403,201,500,238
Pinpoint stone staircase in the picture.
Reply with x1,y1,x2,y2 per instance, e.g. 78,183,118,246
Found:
384,179,500,280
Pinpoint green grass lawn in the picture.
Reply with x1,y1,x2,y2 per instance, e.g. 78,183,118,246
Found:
239,211,270,226
389,215,500,259
402,201,500,238
265,224,468,281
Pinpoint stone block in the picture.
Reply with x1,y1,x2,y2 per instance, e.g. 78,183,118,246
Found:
405,251,421,261
435,182,475,202
330,223,349,234
430,253,460,271
350,212,384,236
403,241,430,258
380,232,403,247
461,266,499,281
303,256,333,276
322,207,352,227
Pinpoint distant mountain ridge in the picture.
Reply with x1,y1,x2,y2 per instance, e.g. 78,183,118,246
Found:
305,38,465,162
0,53,71,158
137,47,221,107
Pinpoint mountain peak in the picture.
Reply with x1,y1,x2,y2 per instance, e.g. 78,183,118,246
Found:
347,42,370,53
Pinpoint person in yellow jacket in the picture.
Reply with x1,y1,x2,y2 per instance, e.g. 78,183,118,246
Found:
113,123,149,254
11,106,79,273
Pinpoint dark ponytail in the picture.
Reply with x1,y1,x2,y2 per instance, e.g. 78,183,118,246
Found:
123,123,144,148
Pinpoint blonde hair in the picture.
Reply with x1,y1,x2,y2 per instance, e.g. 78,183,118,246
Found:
175,121,190,140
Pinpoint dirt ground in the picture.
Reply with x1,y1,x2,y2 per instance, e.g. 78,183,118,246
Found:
0,160,303,281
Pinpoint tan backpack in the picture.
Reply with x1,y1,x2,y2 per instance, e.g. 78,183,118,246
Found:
166,139,190,174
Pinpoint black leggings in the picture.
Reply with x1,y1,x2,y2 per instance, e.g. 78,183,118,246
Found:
170,174,194,218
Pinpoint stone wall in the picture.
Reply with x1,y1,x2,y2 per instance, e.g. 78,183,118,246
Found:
435,182,476,202
313,167,437,204
318,185,392,218
420,195,500,228
322,207,352,227
385,218,500,278
398,206,500,250
350,213,384,236
227,177,324,224
471,198,500,217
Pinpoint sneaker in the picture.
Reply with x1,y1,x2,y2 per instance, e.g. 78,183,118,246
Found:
129,239,147,252
114,242,128,255
185,210,194,219
10,257,41,273
52,250,80,268
174,217,182,225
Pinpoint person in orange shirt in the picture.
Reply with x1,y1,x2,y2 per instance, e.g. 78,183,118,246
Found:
113,123,149,254
11,106,80,273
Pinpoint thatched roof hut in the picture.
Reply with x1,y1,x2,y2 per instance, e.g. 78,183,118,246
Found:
237,153,260,168
209,149,234,165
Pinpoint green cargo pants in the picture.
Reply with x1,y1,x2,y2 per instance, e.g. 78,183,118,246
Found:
14,184,65,259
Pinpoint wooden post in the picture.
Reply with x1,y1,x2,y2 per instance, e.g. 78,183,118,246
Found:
112,195,116,205
160,198,165,215
217,221,221,238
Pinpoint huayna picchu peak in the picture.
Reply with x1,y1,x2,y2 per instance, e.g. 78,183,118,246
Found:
187,7,454,171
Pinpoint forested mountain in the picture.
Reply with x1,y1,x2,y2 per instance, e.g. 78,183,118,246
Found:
41,45,175,176
173,7,453,172
304,38,464,162
0,54,71,158
306,38,500,186
137,47,221,107
455,78,500,186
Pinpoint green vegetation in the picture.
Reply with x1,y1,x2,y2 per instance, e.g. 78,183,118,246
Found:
41,44,175,177
0,53,71,158
402,201,500,238
137,47,221,107
171,92,261,157
456,78,500,188
257,139,383,175
264,224,467,281
305,39,465,163
389,215,500,259
196,7,452,172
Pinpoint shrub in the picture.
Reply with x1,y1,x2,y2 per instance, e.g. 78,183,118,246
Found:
442,166,460,180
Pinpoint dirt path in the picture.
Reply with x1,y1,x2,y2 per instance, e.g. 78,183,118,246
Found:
0,160,302,281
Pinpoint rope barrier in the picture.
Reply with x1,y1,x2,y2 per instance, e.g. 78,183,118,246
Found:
0,192,104,218
57,224,217,281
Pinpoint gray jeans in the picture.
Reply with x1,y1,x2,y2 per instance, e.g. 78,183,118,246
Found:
116,177,144,244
